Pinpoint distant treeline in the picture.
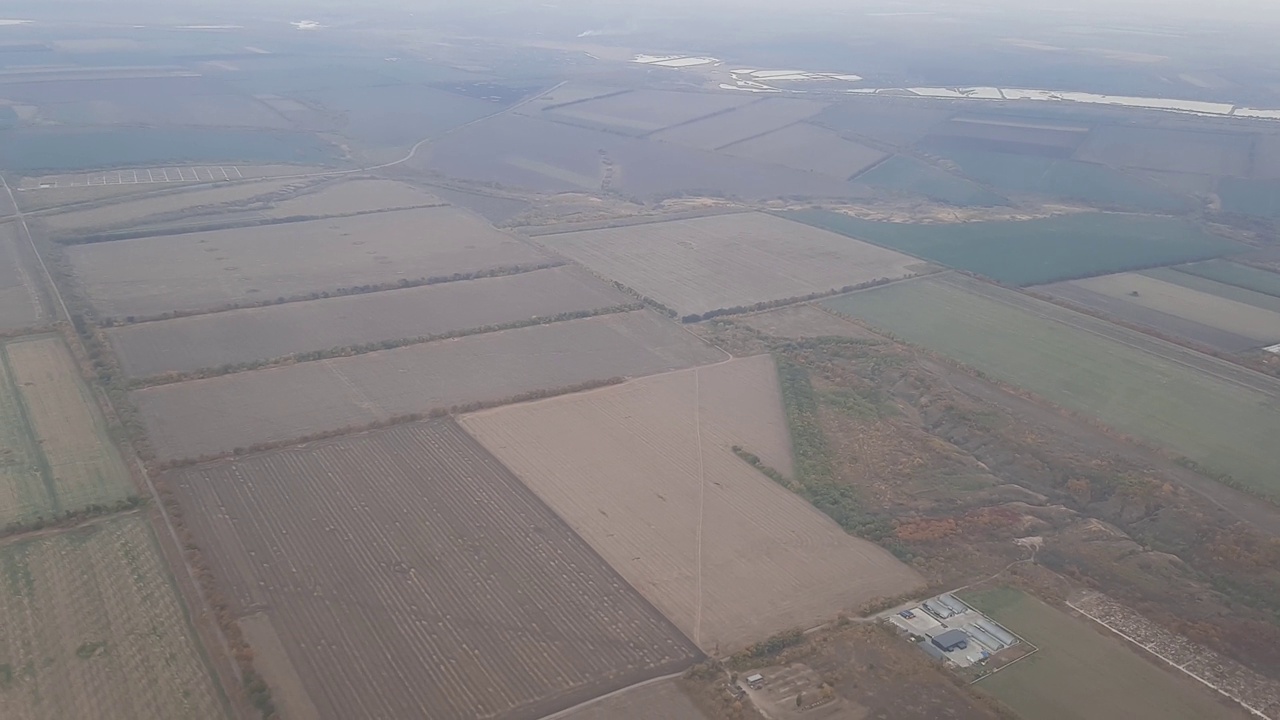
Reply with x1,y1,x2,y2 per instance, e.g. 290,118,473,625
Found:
680,274,913,324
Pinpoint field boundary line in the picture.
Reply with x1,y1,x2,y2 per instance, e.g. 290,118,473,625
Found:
535,671,685,720
1067,597,1276,719
2,175,67,323
692,366,706,647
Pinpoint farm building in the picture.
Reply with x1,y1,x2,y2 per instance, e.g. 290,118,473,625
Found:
931,629,971,653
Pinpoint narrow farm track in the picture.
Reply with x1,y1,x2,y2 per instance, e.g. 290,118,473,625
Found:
170,420,700,720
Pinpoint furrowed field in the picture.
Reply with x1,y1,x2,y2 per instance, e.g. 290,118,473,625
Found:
0,337,132,527
462,355,922,653
68,206,549,319
0,514,228,719
107,266,630,378
169,420,699,720
134,310,725,461
786,210,1241,286
962,588,1244,720
542,213,924,317
823,273,1280,498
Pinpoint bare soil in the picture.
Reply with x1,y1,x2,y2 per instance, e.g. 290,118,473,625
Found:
462,355,923,655
168,420,700,720
133,310,725,461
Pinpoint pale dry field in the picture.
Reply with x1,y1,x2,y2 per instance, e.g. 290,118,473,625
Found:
68,206,549,318
462,355,923,653
739,304,882,340
0,349,45,526
108,266,630,378
168,420,699,720
0,514,228,720
3,337,133,516
542,212,923,316
1059,272,1280,346
134,310,725,461
650,98,828,151
0,223,46,332
722,123,886,180
546,90,754,134
33,178,303,236
261,178,443,218
553,678,706,720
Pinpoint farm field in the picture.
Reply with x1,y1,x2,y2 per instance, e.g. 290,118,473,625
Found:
851,155,1007,206
108,266,630,378
544,90,753,135
1074,126,1253,176
31,178,305,238
461,355,923,653
134,309,725,461
0,514,229,719
168,420,700,720
721,123,886,180
785,210,1241,286
1037,270,1280,352
930,147,1190,212
422,113,859,200
963,588,1244,720
542,213,924,317
0,223,46,332
67,206,549,319
822,273,1280,498
554,678,705,720
738,304,881,341
1174,258,1280,298
259,178,444,219
649,98,827,151
0,337,132,526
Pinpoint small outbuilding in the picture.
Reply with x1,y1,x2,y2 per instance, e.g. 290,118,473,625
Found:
931,629,970,653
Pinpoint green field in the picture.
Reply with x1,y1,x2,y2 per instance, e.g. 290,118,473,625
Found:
963,588,1236,720
784,210,1241,286
0,338,134,530
932,147,1190,212
0,355,46,528
822,274,1280,497
1219,178,1280,218
0,515,230,718
1141,266,1280,313
1174,259,1280,298
852,155,1007,206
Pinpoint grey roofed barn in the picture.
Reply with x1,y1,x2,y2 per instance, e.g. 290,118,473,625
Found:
930,629,970,652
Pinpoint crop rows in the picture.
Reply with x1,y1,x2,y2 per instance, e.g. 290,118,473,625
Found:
170,420,700,720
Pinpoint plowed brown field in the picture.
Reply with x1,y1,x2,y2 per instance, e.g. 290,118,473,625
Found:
168,420,700,720
462,355,922,653
134,310,725,461
68,206,548,318
541,213,921,317
107,266,630,378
